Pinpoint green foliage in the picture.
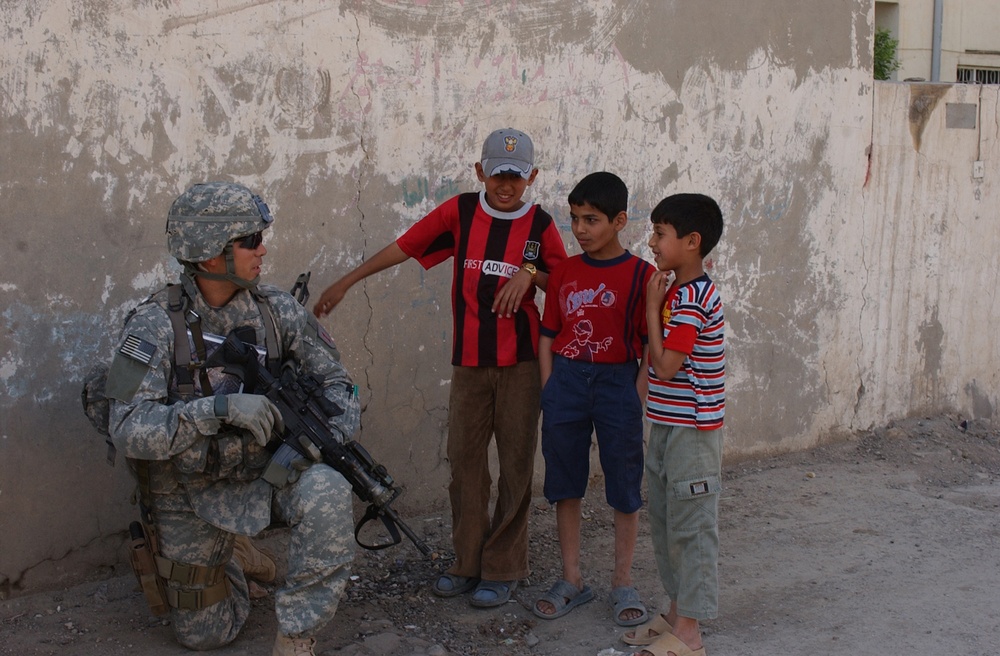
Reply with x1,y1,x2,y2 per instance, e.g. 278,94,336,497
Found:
874,28,901,80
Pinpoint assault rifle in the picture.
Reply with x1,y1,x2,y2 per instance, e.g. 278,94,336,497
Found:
208,331,431,556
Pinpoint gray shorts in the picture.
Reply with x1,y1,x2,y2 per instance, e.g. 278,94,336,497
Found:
645,423,723,620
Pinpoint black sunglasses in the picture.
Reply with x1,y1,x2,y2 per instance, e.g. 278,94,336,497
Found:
235,231,264,250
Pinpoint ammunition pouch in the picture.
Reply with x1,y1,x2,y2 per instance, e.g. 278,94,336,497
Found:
171,431,270,481
128,521,231,614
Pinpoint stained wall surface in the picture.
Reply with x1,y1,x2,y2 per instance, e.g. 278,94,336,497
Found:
1,1,996,596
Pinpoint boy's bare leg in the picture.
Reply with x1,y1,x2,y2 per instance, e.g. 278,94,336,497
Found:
557,498,583,587
612,509,638,588
535,498,583,615
612,509,642,623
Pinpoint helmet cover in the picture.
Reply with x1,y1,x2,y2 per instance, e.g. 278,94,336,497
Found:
166,182,273,262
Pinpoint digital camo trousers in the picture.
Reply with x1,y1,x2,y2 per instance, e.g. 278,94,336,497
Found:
155,465,355,649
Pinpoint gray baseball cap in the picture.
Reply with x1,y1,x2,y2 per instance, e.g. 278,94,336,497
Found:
480,128,534,179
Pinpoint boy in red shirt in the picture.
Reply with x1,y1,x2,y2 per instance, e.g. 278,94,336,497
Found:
532,172,655,626
313,129,567,607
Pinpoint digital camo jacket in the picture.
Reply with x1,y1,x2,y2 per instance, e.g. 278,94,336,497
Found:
107,276,358,535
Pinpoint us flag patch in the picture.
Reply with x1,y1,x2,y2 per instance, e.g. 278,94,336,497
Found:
317,324,338,350
120,334,156,365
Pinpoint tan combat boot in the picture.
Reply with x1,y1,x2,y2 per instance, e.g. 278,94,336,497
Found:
232,535,277,583
272,633,316,656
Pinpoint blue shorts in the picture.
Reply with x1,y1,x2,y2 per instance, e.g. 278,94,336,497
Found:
540,355,645,513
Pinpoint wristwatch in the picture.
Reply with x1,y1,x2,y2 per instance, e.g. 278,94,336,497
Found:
520,262,538,283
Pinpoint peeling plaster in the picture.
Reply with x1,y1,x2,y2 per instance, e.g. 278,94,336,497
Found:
130,262,169,292
0,354,23,388
616,1,861,90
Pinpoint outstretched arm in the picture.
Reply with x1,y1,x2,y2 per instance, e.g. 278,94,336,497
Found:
313,242,410,317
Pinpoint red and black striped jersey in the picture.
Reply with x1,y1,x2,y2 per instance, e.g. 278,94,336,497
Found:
396,191,568,367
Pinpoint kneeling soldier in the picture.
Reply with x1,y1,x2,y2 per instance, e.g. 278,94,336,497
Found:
106,181,356,655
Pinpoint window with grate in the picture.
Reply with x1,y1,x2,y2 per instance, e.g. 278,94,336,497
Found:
957,67,1000,84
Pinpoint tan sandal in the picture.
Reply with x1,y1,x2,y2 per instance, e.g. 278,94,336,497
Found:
621,612,673,646
632,633,705,656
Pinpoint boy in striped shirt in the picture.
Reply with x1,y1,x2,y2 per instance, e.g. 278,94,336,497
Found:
625,194,724,656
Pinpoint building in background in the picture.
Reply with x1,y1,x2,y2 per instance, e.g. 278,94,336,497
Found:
876,0,1000,82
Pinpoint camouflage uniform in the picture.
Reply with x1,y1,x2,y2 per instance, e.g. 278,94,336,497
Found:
106,184,356,650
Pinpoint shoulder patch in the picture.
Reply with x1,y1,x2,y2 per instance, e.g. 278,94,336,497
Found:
104,351,152,403
119,334,157,365
305,314,341,358
316,322,338,350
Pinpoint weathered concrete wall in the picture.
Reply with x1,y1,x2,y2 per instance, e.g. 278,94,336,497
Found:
6,0,993,597
861,81,999,423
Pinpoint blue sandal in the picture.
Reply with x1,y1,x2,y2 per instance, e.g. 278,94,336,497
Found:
609,585,648,627
470,579,517,608
431,573,479,598
532,579,594,619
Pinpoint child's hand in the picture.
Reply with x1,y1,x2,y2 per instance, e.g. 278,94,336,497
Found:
646,270,670,311
492,268,533,318
313,281,349,318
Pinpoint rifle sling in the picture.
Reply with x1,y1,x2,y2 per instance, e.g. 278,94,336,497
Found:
185,308,214,396
166,285,196,399
251,291,281,377
355,504,403,551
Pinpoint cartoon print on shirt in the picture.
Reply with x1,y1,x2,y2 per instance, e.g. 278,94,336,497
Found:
559,319,613,360
556,281,620,360
565,282,616,315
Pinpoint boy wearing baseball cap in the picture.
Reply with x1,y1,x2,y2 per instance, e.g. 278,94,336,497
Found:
314,128,567,607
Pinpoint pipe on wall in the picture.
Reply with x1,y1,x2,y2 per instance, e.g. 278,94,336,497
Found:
931,0,943,81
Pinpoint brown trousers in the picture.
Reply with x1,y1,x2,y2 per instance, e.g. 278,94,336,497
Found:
446,361,540,582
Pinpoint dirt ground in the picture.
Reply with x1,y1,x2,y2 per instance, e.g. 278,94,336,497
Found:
2,414,999,656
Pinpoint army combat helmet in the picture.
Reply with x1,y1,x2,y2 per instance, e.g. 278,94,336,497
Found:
166,181,273,289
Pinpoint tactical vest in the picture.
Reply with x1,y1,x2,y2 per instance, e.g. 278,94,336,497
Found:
82,281,288,465
164,283,282,400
